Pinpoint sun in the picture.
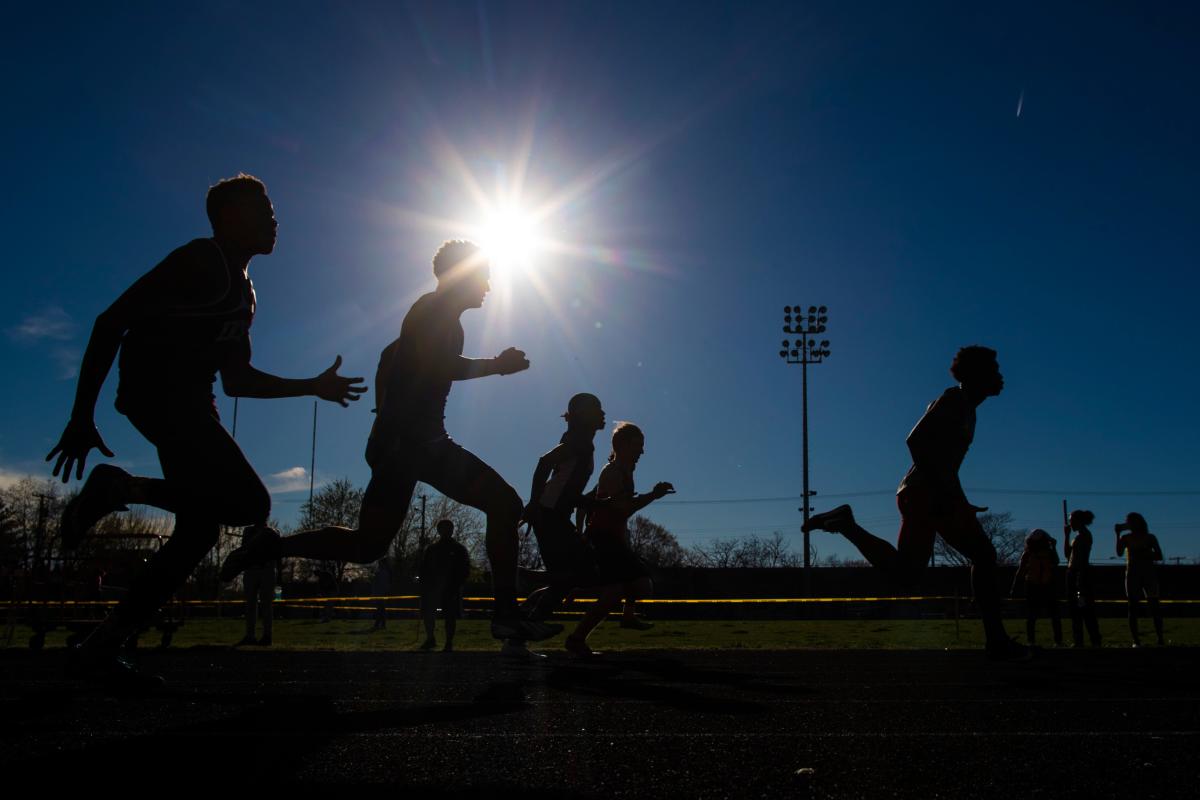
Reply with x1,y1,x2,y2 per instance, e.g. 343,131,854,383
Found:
478,205,543,282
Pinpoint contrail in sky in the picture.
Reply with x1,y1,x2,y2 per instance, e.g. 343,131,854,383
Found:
1016,89,1025,118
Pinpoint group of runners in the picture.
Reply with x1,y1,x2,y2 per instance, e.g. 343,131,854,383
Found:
48,174,672,686
46,174,1166,688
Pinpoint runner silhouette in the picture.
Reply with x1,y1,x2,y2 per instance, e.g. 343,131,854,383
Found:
803,346,1029,660
48,174,365,688
221,240,562,643
1064,509,1103,647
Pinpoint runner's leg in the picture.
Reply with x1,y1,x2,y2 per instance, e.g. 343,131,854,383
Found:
936,505,1008,649
87,411,269,650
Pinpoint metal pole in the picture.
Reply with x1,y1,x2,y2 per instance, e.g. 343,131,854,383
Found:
801,332,811,584
309,400,317,504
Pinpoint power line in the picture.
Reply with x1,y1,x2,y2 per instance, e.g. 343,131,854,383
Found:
657,487,1200,506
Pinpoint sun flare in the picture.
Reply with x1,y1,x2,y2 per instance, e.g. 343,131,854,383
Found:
478,205,543,282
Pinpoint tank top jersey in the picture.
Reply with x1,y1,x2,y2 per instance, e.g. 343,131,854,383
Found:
117,238,255,413
538,430,596,516
587,461,635,539
1120,532,1160,566
1023,548,1057,586
370,291,462,445
1067,530,1093,570
897,386,975,495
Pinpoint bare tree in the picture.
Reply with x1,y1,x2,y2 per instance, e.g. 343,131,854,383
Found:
628,515,687,569
933,510,1025,567
687,532,803,568
298,477,366,586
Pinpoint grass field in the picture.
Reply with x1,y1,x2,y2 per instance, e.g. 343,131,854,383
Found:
7,615,1198,652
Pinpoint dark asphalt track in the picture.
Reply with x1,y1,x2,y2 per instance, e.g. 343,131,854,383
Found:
3,648,1197,797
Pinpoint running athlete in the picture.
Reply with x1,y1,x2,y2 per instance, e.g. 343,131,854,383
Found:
1010,529,1063,646
565,421,673,658
803,346,1029,660
221,240,561,642
1115,512,1165,647
46,174,366,687
504,393,614,658
1063,509,1102,647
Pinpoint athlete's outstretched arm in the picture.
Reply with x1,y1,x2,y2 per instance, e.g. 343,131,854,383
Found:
446,347,529,381
221,355,366,406
46,268,183,482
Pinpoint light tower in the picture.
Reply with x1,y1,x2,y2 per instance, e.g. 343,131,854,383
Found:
779,305,831,592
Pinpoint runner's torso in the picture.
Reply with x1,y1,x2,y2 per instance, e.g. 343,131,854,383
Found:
117,238,255,411
587,461,635,537
1067,530,1093,570
371,292,463,445
539,431,596,516
898,386,975,496
1120,533,1159,567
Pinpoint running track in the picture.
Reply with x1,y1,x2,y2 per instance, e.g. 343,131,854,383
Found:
3,648,1196,796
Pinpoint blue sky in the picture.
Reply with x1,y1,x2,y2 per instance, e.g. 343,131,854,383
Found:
2,1,1197,563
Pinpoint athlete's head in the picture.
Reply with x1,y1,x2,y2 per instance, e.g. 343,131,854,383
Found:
1025,528,1052,551
433,240,490,308
436,519,455,539
609,421,644,467
1123,512,1148,535
1068,509,1095,530
564,393,605,432
207,174,277,255
950,345,1003,397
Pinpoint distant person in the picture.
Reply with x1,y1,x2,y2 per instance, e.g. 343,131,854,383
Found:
46,174,365,688
1116,512,1165,647
419,520,470,652
371,555,394,631
1010,529,1062,647
314,567,338,623
221,240,561,644
510,392,615,659
566,422,673,658
803,346,1029,660
237,556,277,646
1063,509,1102,647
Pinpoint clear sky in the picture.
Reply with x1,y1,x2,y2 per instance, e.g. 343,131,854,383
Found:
2,1,1197,564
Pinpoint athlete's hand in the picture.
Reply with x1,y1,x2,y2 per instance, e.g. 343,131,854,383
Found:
521,502,542,525
313,355,367,407
652,482,676,498
968,504,989,514
45,418,114,483
494,347,530,376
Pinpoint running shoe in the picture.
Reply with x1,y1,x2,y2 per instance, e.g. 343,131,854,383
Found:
500,639,547,661
66,646,165,692
619,617,655,631
60,464,131,549
219,525,280,582
986,637,1035,662
801,504,855,533
490,616,563,642
564,634,602,659
419,637,437,651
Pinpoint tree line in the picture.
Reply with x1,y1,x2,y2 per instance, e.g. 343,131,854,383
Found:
0,473,1033,597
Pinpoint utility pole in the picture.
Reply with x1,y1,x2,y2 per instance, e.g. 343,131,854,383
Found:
778,304,831,596
309,400,318,504
33,492,53,576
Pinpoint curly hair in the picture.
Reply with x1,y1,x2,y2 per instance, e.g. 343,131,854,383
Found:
949,345,998,384
432,239,486,280
205,173,267,228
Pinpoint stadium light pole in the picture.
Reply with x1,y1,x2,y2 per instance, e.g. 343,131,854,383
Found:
779,305,831,593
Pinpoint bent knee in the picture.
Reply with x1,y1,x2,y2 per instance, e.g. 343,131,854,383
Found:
485,483,523,522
